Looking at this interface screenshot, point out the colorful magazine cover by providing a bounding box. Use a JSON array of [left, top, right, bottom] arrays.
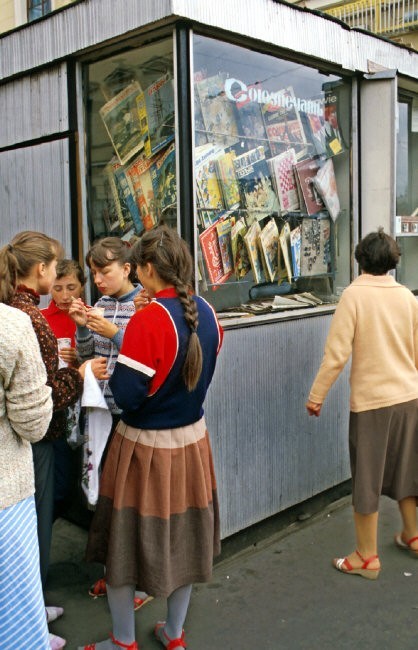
[[262, 86, 307, 158], [216, 216, 234, 276], [269, 148, 299, 213], [234, 86, 270, 154], [290, 225, 302, 279], [99, 82, 145, 165], [258, 219, 279, 282], [196, 73, 240, 148], [195, 143, 225, 228], [244, 220, 264, 284], [144, 72, 175, 157], [199, 220, 231, 289], [231, 217, 251, 279], [323, 82, 347, 157], [104, 158, 133, 231], [313, 159, 340, 222], [294, 157, 325, 216], [233, 146, 279, 220], [112, 163, 144, 234], [126, 154, 157, 231], [216, 151, 240, 210], [300, 217, 331, 276], [150, 142, 176, 217], [279, 222, 293, 284]]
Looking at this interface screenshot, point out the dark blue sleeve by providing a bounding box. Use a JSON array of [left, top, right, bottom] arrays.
[[109, 361, 151, 413]]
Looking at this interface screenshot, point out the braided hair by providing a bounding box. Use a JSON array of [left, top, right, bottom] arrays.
[[131, 226, 203, 391]]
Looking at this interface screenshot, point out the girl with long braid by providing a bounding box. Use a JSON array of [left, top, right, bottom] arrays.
[[80, 226, 223, 650]]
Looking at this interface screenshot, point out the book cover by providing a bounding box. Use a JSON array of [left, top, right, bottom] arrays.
[[112, 163, 144, 235], [199, 221, 231, 288], [195, 143, 225, 228], [150, 142, 176, 218], [144, 73, 175, 157], [262, 86, 307, 158], [302, 110, 327, 158], [279, 222, 293, 283], [233, 146, 279, 219], [313, 159, 340, 222], [216, 216, 234, 276], [258, 219, 279, 282], [269, 148, 299, 213], [290, 225, 302, 279], [300, 217, 331, 276], [216, 151, 240, 210], [323, 83, 347, 157], [196, 73, 240, 148], [231, 217, 251, 279], [294, 157, 325, 216], [244, 220, 264, 284], [104, 158, 131, 230], [234, 87, 270, 153], [99, 82, 145, 165], [126, 155, 157, 230]]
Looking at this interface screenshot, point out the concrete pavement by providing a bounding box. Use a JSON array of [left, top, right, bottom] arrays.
[[45, 496, 418, 649]]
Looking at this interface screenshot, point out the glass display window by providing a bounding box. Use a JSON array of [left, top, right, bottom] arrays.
[[84, 38, 176, 243], [192, 34, 352, 314], [395, 94, 418, 293]]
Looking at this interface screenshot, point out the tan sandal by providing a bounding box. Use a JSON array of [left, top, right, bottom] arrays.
[[333, 549, 380, 580]]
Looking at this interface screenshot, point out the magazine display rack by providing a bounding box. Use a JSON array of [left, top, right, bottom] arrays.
[[194, 70, 347, 308]]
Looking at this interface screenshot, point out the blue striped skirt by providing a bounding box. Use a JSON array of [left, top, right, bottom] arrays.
[[0, 496, 49, 649]]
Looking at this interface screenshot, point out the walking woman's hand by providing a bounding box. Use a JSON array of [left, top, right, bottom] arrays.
[[306, 400, 322, 417]]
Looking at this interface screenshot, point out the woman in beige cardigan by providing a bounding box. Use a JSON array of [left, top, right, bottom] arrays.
[[306, 229, 418, 579]]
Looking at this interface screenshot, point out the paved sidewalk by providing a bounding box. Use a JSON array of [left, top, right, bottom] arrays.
[[46, 496, 418, 649]]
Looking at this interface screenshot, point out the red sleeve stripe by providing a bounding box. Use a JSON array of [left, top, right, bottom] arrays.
[[117, 353, 156, 377]]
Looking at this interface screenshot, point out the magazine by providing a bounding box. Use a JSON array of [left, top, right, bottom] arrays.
[[262, 86, 307, 158], [233, 146, 279, 220], [196, 73, 240, 148], [258, 219, 279, 282], [231, 217, 251, 279], [279, 222, 293, 283], [195, 143, 225, 228], [294, 157, 325, 216], [290, 225, 302, 279], [112, 163, 144, 235], [216, 151, 240, 210], [300, 217, 331, 276], [144, 72, 175, 157], [199, 221, 231, 288], [313, 159, 340, 222], [126, 155, 157, 230], [323, 82, 347, 157], [100, 81, 145, 165], [216, 216, 234, 276], [244, 220, 264, 284], [104, 158, 132, 230], [150, 143, 176, 217], [234, 88, 270, 153], [269, 148, 299, 213]]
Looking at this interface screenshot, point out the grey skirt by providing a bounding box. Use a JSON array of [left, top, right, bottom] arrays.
[[349, 398, 418, 514]]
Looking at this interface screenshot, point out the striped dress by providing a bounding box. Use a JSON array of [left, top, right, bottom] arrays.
[[86, 288, 223, 597], [0, 496, 49, 650]]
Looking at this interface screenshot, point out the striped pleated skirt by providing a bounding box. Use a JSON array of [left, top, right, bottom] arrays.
[[0, 496, 49, 650], [86, 417, 220, 597]]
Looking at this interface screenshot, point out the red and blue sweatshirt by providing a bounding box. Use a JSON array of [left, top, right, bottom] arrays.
[[109, 287, 223, 429]]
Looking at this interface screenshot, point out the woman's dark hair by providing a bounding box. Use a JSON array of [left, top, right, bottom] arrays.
[[355, 227, 400, 275], [131, 225, 202, 392], [56, 259, 86, 286], [0, 231, 63, 305], [86, 237, 136, 283]]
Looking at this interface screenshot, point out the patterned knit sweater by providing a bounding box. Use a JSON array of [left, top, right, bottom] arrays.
[[11, 286, 84, 439], [0, 305, 53, 510], [76, 286, 141, 414]]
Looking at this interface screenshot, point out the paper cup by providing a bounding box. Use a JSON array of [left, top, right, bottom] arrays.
[[88, 306, 105, 317], [57, 337, 72, 350]]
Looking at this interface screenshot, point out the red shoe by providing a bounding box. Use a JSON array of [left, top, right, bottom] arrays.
[[81, 633, 138, 650], [333, 549, 380, 580], [394, 533, 418, 557], [89, 579, 153, 611], [154, 622, 186, 649]]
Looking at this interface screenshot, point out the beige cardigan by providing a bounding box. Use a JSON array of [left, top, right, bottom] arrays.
[[0, 304, 53, 510], [309, 274, 418, 412]]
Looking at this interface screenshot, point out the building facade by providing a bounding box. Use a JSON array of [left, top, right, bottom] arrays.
[[0, 0, 417, 538]]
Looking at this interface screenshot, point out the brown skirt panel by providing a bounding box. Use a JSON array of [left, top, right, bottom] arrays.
[[85, 418, 220, 597], [349, 398, 418, 514]]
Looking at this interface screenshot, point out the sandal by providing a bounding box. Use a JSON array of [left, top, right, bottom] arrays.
[[394, 533, 418, 557], [89, 578, 153, 611], [333, 549, 380, 580], [154, 622, 187, 649], [80, 633, 139, 650]]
